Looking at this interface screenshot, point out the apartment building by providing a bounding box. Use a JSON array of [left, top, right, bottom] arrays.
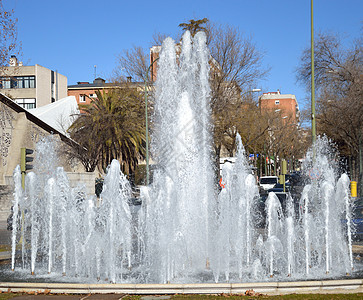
[[67, 77, 113, 106], [0, 56, 67, 109], [258, 90, 300, 124], [68, 77, 145, 107]]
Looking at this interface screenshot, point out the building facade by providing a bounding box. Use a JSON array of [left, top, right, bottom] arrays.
[[67, 77, 112, 106], [68, 77, 144, 107], [0, 93, 96, 223], [0, 56, 67, 109], [258, 90, 300, 124]]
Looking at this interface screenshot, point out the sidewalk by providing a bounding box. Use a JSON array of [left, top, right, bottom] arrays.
[[9, 295, 130, 299]]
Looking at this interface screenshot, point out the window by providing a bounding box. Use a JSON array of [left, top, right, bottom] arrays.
[[0, 76, 35, 89], [15, 98, 36, 109], [0, 77, 11, 89], [275, 100, 280, 105], [79, 95, 86, 102], [260, 177, 278, 185], [15, 76, 35, 88], [89, 93, 96, 98]]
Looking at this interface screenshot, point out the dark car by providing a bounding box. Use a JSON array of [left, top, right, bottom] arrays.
[[269, 183, 291, 193], [352, 203, 363, 241], [256, 191, 289, 228]]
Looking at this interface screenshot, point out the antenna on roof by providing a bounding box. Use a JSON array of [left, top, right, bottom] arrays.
[[94, 65, 97, 79]]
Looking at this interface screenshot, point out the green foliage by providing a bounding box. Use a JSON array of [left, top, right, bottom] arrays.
[[69, 88, 146, 175]]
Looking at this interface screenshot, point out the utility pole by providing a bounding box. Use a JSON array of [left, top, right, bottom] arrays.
[[360, 132, 363, 197], [144, 58, 159, 185], [311, 0, 316, 144]]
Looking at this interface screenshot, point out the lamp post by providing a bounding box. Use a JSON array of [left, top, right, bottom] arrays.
[[241, 88, 261, 99], [144, 57, 159, 186], [311, 0, 316, 144]]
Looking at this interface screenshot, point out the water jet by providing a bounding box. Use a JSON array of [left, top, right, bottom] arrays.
[[3, 31, 359, 285]]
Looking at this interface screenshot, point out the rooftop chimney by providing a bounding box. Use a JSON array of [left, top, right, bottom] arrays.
[[9, 55, 18, 66], [93, 77, 106, 85]]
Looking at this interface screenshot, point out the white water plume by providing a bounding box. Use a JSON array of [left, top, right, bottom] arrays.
[[8, 34, 357, 284]]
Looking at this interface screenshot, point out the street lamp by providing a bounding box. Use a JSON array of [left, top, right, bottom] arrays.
[[241, 88, 261, 99], [144, 57, 159, 186], [311, 0, 316, 144]]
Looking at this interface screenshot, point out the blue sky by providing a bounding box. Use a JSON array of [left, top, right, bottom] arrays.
[[4, 0, 362, 112]]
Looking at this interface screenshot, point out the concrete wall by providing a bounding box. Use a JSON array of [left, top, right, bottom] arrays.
[[35, 64, 52, 107], [0, 172, 96, 226], [57, 72, 67, 100], [0, 185, 12, 225], [67, 172, 96, 195], [0, 109, 33, 185], [0, 93, 93, 227]]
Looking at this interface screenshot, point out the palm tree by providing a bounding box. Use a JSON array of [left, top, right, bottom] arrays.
[[178, 18, 209, 37], [69, 88, 146, 175]]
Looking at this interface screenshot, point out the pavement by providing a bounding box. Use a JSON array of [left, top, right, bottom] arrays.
[[7, 296, 172, 300], [0, 294, 173, 300], [4, 295, 127, 300], [1, 280, 363, 297], [1, 295, 171, 299]]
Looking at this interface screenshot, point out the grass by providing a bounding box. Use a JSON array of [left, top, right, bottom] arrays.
[[0, 294, 19, 300], [120, 294, 363, 300], [170, 294, 363, 299]]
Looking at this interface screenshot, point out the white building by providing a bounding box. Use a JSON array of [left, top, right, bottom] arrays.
[[0, 56, 67, 109]]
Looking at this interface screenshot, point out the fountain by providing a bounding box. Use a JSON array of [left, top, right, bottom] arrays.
[[5, 31, 358, 284]]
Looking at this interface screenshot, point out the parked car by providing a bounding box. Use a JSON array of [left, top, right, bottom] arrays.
[[352, 200, 363, 241], [269, 183, 290, 193], [259, 176, 279, 192], [256, 191, 289, 228]]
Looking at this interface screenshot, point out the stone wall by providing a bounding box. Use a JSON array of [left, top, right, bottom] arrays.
[[0, 185, 13, 226], [67, 172, 96, 195], [0, 171, 96, 226]]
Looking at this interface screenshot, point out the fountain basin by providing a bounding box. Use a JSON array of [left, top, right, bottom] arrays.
[[1, 279, 363, 295]]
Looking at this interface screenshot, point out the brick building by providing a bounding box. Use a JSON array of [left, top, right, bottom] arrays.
[[67, 77, 144, 107], [67, 77, 111, 106], [258, 90, 300, 124]]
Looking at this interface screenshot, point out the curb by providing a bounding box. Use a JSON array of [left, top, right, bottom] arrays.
[[1, 279, 363, 295]]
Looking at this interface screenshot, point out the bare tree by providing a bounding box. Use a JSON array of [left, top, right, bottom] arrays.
[[297, 31, 363, 194], [0, 0, 21, 68], [207, 23, 268, 163], [112, 45, 149, 83]]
